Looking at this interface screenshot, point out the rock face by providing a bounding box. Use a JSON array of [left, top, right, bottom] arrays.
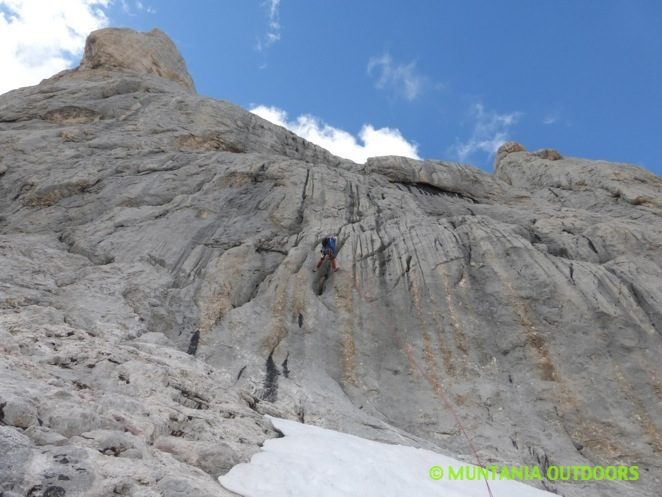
[[494, 140, 526, 167], [76, 28, 195, 92], [1, 28, 661, 497]]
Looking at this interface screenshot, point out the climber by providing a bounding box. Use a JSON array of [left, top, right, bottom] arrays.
[[313, 235, 339, 272]]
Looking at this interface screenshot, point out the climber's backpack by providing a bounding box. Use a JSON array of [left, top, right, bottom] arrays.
[[327, 237, 337, 253]]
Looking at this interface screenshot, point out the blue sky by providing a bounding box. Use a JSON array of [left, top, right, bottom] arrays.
[[2, 1, 661, 173]]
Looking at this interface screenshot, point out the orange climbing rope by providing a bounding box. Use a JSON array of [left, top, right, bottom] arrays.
[[351, 276, 495, 497]]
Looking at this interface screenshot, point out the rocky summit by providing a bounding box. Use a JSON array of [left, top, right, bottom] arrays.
[[1, 28, 660, 497]]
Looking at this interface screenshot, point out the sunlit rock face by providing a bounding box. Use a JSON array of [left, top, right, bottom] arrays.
[[78, 27, 196, 92], [1, 28, 660, 497]]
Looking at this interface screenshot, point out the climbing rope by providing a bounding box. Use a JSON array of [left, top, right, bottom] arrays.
[[350, 275, 495, 497]]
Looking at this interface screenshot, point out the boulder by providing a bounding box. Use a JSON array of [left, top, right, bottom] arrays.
[[77, 28, 196, 92], [494, 140, 526, 169]]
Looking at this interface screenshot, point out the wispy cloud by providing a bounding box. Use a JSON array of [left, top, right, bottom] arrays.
[[0, 0, 111, 95], [121, 0, 156, 15], [367, 52, 428, 101], [135, 1, 156, 14], [256, 0, 281, 53], [451, 102, 522, 163], [543, 111, 559, 125], [250, 105, 420, 164]]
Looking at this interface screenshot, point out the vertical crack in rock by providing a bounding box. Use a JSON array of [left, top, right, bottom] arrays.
[[405, 254, 412, 274], [346, 180, 355, 223], [187, 329, 200, 355], [345, 180, 361, 223], [236, 365, 247, 382], [464, 242, 472, 265], [529, 446, 557, 493], [281, 353, 290, 378], [262, 350, 280, 402], [354, 182, 361, 220], [295, 168, 310, 226], [583, 235, 599, 255]]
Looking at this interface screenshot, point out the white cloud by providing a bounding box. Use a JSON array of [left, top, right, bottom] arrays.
[[451, 102, 522, 163], [256, 0, 281, 52], [0, 0, 111, 95], [121, 0, 156, 15], [367, 52, 427, 101], [135, 1, 155, 14], [543, 112, 559, 125], [250, 105, 420, 164]]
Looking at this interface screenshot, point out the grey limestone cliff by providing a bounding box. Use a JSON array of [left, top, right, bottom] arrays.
[[0, 28, 660, 497]]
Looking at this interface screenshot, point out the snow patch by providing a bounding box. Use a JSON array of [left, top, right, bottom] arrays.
[[220, 416, 559, 497]]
